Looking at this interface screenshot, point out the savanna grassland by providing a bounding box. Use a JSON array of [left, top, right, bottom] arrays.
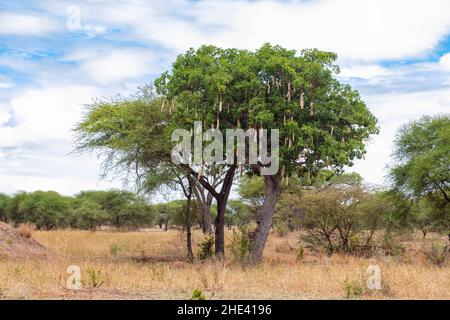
[[0, 228, 448, 300]]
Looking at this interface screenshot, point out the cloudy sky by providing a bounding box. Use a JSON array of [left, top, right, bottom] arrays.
[[0, 0, 450, 195]]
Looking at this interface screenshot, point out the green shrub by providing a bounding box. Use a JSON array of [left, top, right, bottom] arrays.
[[344, 275, 364, 299], [197, 236, 214, 260], [382, 232, 403, 256], [83, 268, 104, 288], [274, 223, 288, 237], [229, 226, 253, 264], [191, 289, 206, 300], [110, 243, 120, 257]]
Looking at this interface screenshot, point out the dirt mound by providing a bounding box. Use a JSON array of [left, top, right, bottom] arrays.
[[0, 222, 53, 260]]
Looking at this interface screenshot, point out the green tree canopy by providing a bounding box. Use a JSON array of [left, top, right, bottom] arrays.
[[74, 190, 154, 228], [155, 44, 378, 262], [10, 191, 72, 230], [389, 114, 450, 239], [390, 114, 450, 204], [0, 193, 10, 222]]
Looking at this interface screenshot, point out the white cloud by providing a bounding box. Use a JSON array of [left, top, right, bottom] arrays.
[[64, 48, 158, 85], [0, 13, 58, 35], [339, 65, 393, 80], [0, 86, 97, 148], [0, 85, 128, 195], [0, 82, 14, 89], [0, 108, 11, 125], [352, 88, 450, 185], [40, 0, 450, 62], [1, 0, 450, 194], [0, 173, 123, 196], [440, 52, 450, 70]]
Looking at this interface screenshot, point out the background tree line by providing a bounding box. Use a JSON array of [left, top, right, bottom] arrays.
[[0, 189, 254, 232], [0, 190, 153, 231]]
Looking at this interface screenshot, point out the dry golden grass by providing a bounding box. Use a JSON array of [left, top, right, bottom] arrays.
[[0, 228, 448, 300], [17, 223, 35, 239]]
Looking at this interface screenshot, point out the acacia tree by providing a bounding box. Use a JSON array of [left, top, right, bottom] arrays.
[[155, 44, 378, 263], [74, 86, 220, 260], [389, 115, 450, 241]]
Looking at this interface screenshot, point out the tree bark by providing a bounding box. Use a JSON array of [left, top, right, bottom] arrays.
[[202, 195, 213, 234], [191, 170, 225, 235], [183, 179, 194, 262], [249, 174, 282, 264], [182, 163, 236, 258], [214, 165, 236, 258], [215, 197, 226, 258]]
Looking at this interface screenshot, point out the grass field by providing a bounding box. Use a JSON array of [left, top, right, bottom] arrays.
[[0, 228, 448, 299]]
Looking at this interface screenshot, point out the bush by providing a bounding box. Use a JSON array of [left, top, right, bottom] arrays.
[[110, 243, 120, 257], [425, 243, 448, 267], [344, 275, 364, 299], [197, 236, 214, 260], [191, 289, 206, 300], [300, 186, 365, 254], [382, 232, 403, 256], [274, 223, 288, 237], [229, 226, 253, 264], [83, 268, 104, 288]]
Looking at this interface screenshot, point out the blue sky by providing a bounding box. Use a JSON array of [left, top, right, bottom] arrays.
[[0, 0, 450, 195]]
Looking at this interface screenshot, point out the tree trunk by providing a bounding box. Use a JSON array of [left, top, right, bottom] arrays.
[[202, 195, 213, 234], [249, 174, 282, 264], [185, 164, 236, 259], [214, 166, 236, 259], [421, 230, 427, 239], [215, 197, 226, 258], [185, 181, 194, 262]]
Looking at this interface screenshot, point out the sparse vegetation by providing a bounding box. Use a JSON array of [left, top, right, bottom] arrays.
[[109, 243, 120, 257], [197, 236, 214, 260], [17, 223, 34, 239], [344, 275, 364, 299], [0, 229, 448, 299], [0, 35, 447, 301], [424, 243, 448, 267], [83, 268, 104, 288], [191, 289, 206, 300], [229, 226, 253, 265]]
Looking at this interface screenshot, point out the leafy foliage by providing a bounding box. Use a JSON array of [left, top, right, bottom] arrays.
[[73, 201, 108, 231], [7, 191, 72, 230], [300, 186, 367, 254], [389, 115, 450, 238], [229, 226, 253, 264], [197, 235, 214, 260], [0, 193, 10, 222], [2, 189, 154, 231], [74, 190, 154, 229], [155, 44, 379, 179]]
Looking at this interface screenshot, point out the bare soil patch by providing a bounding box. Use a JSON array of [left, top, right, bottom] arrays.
[[0, 222, 52, 260]]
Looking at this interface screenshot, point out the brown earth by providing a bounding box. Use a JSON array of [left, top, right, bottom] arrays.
[[0, 222, 52, 260]]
